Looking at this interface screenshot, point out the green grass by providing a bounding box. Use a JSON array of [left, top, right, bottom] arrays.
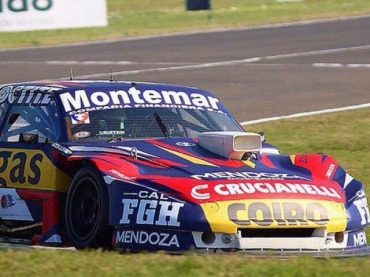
[[0, 249, 370, 277], [1, 108, 369, 276], [1, 0, 370, 48], [246, 108, 370, 189]]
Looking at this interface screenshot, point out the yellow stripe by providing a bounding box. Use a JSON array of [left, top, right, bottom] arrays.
[[158, 146, 217, 167], [242, 160, 256, 168], [290, 155, 296, 164]]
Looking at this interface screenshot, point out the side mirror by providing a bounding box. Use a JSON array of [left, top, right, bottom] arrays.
[[19, 133, 39, 144], [259, 132, 266, 142]]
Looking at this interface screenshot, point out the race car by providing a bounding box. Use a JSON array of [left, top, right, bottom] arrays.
[[0, 80, 368, 254]]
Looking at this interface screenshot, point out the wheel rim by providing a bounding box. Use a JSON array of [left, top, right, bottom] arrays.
[[70, 178, 100, 241]]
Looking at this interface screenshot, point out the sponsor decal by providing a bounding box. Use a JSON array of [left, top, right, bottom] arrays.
[[51, 143, 72, 154], [353, 192, 370, 225], [199, 199, 346, 233], [228, 201, 329, 227], [353, 231, 367, 247], [176, 142, 196, 147], [0, 189, 33, 221], [326, 163, 336, 178], [99, 130, 126, 136], [71, 112, 90, 124], [190, 171, 310, 180], [0, 86, 14, 104], [0, 0, 53, 13], [119, 191, 184, 227], [0, 149, 71, 191], [4, 85, 61, 106], [59, 88, 221, 114], [73, 131, 90, 139], [299, 155, 308, 163], [115, 230, 179, 248], [191, 182, 341, 200], [0, 150, 42, 187], [109, 169, 136, 181], [0, 194, 16, 209]]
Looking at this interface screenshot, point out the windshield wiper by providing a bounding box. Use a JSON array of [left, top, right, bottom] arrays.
[[154, 112, 170, 138]]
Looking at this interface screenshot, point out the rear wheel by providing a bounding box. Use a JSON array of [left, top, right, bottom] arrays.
[[65, 167, 111, 249]]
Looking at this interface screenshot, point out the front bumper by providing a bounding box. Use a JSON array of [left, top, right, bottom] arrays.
[[112, 226, 369, 255]]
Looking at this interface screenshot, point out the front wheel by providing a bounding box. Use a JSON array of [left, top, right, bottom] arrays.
[[65, 167, 111, 249]]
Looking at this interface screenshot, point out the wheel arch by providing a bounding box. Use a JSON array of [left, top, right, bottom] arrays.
[[64, 160, 113, 249]]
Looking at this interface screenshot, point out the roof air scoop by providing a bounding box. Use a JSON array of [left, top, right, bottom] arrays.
[[198, 132, 262, 160]]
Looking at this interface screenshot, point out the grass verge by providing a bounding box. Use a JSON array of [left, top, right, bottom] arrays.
[[0, 249, 370, 277], [0, 108, 369, 276], [1, 0, 370, 48]]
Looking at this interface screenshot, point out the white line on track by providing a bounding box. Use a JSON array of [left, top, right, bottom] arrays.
[[313, 63, 370, 68], [0, 61, 196, 66], [72, 44, 370, 79], [240, 103, 370, 126], [264, 44, 370, 60], [74, 58, 262, 79]]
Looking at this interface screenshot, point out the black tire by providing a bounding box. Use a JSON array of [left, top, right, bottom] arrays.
[[65, 166, 111, 249]]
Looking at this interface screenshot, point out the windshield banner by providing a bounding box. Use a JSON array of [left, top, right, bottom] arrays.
[[59, 86, 230, 115]]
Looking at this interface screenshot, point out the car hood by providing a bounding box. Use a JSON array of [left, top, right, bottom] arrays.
[[65, 137, 346, 204]]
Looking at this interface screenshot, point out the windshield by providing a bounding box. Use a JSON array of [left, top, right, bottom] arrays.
[[66, 107, 243, 141]]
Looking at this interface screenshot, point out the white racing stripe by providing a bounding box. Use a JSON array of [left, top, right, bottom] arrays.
[[240, 103, 370, 126]]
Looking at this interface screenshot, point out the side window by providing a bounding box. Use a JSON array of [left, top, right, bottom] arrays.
[[0, 99, 61, 143], [0, 86, 13, 128]]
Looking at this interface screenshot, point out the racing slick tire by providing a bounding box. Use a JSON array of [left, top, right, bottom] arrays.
[[65, 166, 111, 249]]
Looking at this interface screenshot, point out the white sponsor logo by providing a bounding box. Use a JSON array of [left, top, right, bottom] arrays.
[[191, 182, 342, 200], [73, 131, 90, 139], [0, 85, 61, 106], [51, 143, 72, 154], [190, 171, 310, 180], [59, 88, 220, 113], [176, 142, 196, 147], [119, 191, 184, 226], [109, 169, 135, 181], [0, 86, 13, 104], [99, 130, 126, 136], [354, 195, 370, 225], [115, 230, 179, 248], [353, 231, 367, 247], [326, 163, 336, 178]]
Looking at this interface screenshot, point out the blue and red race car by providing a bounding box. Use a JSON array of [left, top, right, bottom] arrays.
[[0, 80, 368, 253]]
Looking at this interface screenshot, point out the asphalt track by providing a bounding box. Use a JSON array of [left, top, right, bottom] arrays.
[[1, 15, 370, 122]]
